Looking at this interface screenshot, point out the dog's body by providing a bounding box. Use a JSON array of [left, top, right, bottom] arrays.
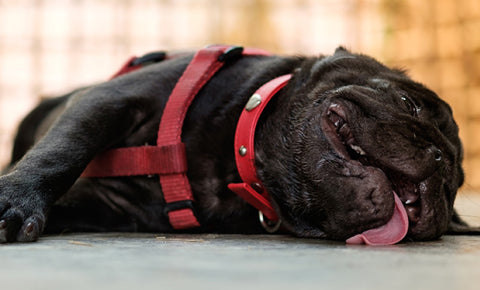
[[0, 47, 469, 243]]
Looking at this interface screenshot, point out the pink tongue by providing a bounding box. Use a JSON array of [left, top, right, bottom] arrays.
[[346, 191, 408, 245]]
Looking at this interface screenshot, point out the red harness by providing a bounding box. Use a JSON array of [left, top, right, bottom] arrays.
[[82, 45, 291, 231]]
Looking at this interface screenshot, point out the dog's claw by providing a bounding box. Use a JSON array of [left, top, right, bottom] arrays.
[[17, 225, 38, 242], [16, 216, 44, 243], [25, 222, 34, 234]]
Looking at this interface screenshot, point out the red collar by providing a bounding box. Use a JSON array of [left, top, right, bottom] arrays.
[[228, 74, 292, 225]]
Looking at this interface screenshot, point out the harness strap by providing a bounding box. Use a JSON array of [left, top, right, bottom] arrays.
[[82, 45, 271, 230], [81, 144, 187, 177], [158, 45, 242, 229]]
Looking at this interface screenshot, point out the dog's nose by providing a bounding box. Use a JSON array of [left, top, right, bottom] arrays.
[[428, 146, 443, 162]]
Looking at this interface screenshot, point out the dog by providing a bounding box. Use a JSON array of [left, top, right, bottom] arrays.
[[0, 46, 474, 243]]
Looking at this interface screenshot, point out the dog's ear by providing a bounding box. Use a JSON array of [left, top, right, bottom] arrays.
[[447, 209, 480, 235]]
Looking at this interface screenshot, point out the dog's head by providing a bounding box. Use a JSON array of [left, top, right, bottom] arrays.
[[257, 47, 464, 242]]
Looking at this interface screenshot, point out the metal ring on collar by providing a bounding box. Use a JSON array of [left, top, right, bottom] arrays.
[[258, 211, 282, 233]]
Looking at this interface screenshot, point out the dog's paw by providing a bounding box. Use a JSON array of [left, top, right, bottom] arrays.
[[0, 176, 47, 243], [0, 208, 45, 243]]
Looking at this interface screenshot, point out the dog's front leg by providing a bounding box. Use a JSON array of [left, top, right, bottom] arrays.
[[0, 82, 160, 242]]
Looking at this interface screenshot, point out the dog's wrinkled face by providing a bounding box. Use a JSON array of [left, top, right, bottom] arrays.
[[258, 48, 463, 241]]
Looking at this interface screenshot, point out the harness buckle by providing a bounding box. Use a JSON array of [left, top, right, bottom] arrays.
[[217, 46, 244, 62], [163, 200, 198, 218], [131, 51, 167, 67]]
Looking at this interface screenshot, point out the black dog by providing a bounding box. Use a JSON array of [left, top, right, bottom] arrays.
[[0, 46, 472, 243]]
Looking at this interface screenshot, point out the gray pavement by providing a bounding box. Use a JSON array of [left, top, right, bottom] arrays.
[[1, 232, 480, 290], [1, 193, 479, 290]]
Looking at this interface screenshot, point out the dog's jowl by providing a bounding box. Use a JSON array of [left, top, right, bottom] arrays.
[[0, 45, 470, 244]]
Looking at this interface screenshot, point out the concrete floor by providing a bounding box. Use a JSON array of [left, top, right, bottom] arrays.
[[1, 233, 480, 290], [1, 193, 480, 290]]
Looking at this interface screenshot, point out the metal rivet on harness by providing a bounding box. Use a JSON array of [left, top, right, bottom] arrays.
[[239, 146, 247, 156], [245, 94, 262, 111]]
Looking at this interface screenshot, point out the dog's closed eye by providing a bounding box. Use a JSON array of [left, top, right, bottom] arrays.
[[400, 93, 419, 117]]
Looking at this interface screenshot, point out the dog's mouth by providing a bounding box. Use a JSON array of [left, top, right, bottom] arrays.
[[322, 103, 426, 244]]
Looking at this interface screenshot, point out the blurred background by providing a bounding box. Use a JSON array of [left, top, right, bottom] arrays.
[[0, 0, 479, 220]]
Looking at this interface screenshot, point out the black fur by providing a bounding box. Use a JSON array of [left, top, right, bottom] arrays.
[[0, 48, 469, 242]]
